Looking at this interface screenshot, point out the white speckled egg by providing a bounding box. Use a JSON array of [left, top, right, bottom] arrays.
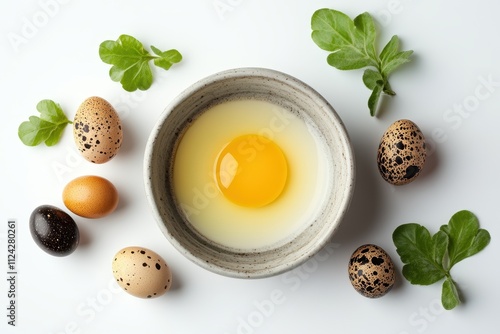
[[377, 119, 426, 185], [73, 96, 122, 164], [112, 246, 172, 299], [348, 244, 395, 298]]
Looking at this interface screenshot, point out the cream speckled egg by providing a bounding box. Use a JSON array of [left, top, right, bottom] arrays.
[[73, 96, 122, 164], [377, 119, 426, 185], [348, 244, 395, 298], [112, 247, 172, 299]]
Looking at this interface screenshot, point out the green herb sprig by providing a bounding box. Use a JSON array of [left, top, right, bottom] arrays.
[[392, 210, 491, 310], [99, 34, 182, 92], [18, 100, 72, 146], [311, 9, 413, 116]]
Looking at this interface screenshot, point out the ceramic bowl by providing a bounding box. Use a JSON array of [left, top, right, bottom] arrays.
[[144, 68, 355, 278]]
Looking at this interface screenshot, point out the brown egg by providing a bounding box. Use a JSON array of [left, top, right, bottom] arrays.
[[73, 96, 122, 164], [112, 246, 172, 299], [377, 119, 426, 185], [62, 175, 119, 218], [348, 244, 395, 298]]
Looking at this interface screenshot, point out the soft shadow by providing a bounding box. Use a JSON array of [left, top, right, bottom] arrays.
[[114, 187, 130, 215], [166, 263, 183, 294], [389, 259, 405, 294], [419, 131, 440, 181], [115, 113, 138, 160], [333, 138, 385, 244], [455, 280, 467, 304], [374, 93, 392, 120], [77, 223, 92, 248]]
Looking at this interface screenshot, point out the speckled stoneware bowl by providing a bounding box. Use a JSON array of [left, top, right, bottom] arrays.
[[144, 68, 355, 279]]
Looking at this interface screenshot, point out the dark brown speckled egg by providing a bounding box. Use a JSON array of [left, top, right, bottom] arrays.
[[30, 205, 79, 256], [377, 119, 426, 185], [348, 244, 395, 298]]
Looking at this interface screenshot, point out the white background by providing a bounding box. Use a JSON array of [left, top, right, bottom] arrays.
[[1, 0, 498, 333]]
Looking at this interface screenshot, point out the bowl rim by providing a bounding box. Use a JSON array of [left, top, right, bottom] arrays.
[[143, 67, 356, 278]]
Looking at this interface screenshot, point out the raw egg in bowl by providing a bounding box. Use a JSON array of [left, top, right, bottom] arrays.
[[144, 68, 355, 278]]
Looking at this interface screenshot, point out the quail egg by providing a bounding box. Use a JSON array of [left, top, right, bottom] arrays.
[[112, 246, 172, 299], [348, 244, 395, 298], [73, 96, 122, 164], [377, 119, 426, 185]]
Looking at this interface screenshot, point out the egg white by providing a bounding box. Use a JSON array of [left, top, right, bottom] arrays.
[[173, 99, 329, 250]]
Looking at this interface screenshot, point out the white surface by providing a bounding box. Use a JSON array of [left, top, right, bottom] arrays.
[[0, 0, 498, 333]]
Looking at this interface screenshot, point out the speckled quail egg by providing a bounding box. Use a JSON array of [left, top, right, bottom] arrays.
[[377, 119, 426, 185], [73, 96, 122, 164], [112, 246, 172, 299], [348, 244, 395, 298]]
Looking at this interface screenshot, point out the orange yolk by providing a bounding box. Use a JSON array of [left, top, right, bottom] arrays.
[[215, 134, 288, 207]]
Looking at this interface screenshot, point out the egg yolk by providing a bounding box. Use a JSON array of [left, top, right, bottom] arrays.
[[215, 134, 288, 208]]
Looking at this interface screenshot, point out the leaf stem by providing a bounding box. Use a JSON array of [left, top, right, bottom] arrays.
[[375, 61, 396, 96]]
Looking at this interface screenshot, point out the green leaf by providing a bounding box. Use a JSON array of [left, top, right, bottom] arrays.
[[311, 9, 377, 70], [311, 9, 358, 51], [45, 123, 68, 146], [109, 66, 127, 82], [383, 51, 413, 77], [440, 210, 491, 268], [151, 47, 182, 71], [442, 277, 460, 310], [36, 100, 66, 123], [99, 35, 153, 91], [466, 229, 491, 258], [327, 47, 374, 70], [431, 232, 450, 267], [380, 35, 413, 76], [392, 223, 448, 285], [353, 12, 377, 60], [311, 9, 413, 117], [121, 60, 153, 92], [368, 81, 383, 117], [99, 34, 182, 92], [99, 36, 148, 67], [363, 69, 383, 90], [379, 35, 400, 66], [18, 100, 72, 146], [19, 116, 52, 146], [393, 210, 491, 311]]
